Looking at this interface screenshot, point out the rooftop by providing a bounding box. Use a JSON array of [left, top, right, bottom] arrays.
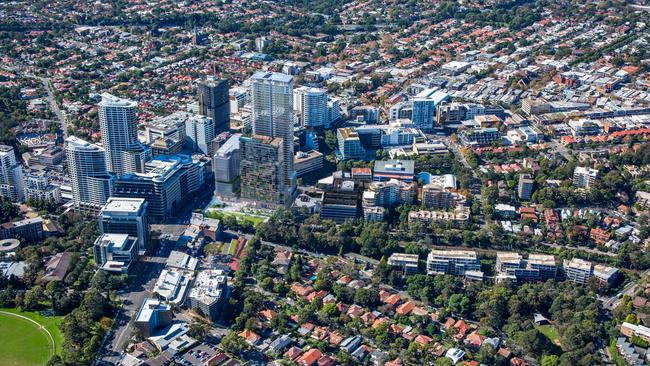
[[99, 92, 138, 108], [101, 197, 146, 214]]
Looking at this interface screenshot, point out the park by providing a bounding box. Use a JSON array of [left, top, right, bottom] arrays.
[[0, 309, 63, 366]]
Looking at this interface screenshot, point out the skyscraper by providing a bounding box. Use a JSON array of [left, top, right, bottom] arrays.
[[65, 136, 114, 213], [239, 135, 288, 206], [294, 86, 327, 128], [0, 145, 24, 202], [249, 71, 295, 200], [98, 93, 139, 177], [411, 89, 450, 131], [185, 113, 216, 155], [198, 76, 230, 133]]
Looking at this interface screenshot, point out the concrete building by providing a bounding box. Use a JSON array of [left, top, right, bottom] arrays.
[[99, 197, 149, 253], [426, 249, 480, 276], [0, 217, 44, 242], [620, 322, 650, 343], [373, 160, 414, 183], [517, 174, 534, 200], [198, 76, 230, 133], [240, 135, 291, 206], [135, 298, 173, 338], [363, 206, 385, 222], [188, 270, 228, 321], [387, 253, 419, 275], [573, 167, 599, 189], [93, 233, 138, 273], [563, 258, 619, 284], [98, 93, 140, 177], [65, 136, 114, 214], [0, 145, 24, 202], [362, 179, 416, 208], [23, 169, 61, 203], [320, 179, 360, 223], [213, 133, 241, 199], [411, 89, 449, 131], [421, 184, 452, 209], [337, 128, 366, 160], [144, 112, 188, 144], [185, 113, 216, 155], [112, 155, 205, 221], [459, 127, 501, 146], [495, 252, 557, 282], [294, 86, 328, 128], [153, 268, 193, 306], [249, 71, 295, 198], [294, 150, 324, 177]]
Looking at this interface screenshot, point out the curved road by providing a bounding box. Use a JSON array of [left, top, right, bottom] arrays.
[[0, 310, 56, 357]]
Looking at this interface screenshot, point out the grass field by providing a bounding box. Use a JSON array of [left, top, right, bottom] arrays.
[[228, 239, 238, 255], [0, 308, 64, 366], [537, 324, 561, 346]]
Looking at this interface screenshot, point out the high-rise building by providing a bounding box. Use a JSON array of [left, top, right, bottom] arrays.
[[411, 89, 449, 131], [185, 113, 216, 155], [65, 136, 114, 213], [517, 173, 534, 200], [213, 133, 241, 199], [0, 145, 24, 202], [198, 76, 230, 133], [294, 86, 327, 128], [239, 135, 289, 205], [246, 71, 296, 203], [99, 197, 149, 253], [98, 93, 140, 177]]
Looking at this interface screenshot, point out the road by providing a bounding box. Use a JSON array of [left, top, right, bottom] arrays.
[[98, 243, 173, 365], [548, 138, 573, 160], [1, 63, 68, 136], [40, 77, 68, 137], [602, 269, 650, 310]]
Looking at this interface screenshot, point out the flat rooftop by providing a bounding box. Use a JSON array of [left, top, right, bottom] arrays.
[[101, 197, 146, 214]]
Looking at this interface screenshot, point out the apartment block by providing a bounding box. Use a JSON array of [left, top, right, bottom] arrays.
[[387, 253, 419, 275], [426, 249, 480, 276]]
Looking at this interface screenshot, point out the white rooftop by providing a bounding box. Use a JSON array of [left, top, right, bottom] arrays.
[[101, 197, 145, 214]]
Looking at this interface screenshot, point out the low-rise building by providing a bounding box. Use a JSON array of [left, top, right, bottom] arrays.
[[427, 249, 480, 276], [294, 150, 324, 177], [387, 253, 419, 275], [495, 253, 557, 282], [563, 258, 619, 284], [188, 270, 228, 321], [93, 233, 138, 273], [373, 160, 414, 183], [135, 298, 173, 338]]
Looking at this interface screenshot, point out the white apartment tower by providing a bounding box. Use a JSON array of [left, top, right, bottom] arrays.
[[98, 93, 140, 177], [185, 114, 216, 155], [65, 136, 114, 213], [249, 71, 296, 199], [0, 145, 24, 202], [294, 86, 328, 128]]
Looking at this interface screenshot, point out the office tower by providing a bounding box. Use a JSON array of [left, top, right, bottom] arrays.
[[198, 76, 230, 133], [426, 249, 480, 276], [573, 166, 599, 189], [98, 93, 139, 176], [65, 136, 114, 213], [327, 99, 342, 126], [294, 86, 327, 128], [185, 113, 216, 155], [23, 169, 61, 203], [99, 197, 149, 253], [93, 233, 138, 273], [213, 133, 241, 199], [247, 71, 296, 202], [517, 173, 534, 200], [0, 145, 24, 202], [239, 135, 288, 205]]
